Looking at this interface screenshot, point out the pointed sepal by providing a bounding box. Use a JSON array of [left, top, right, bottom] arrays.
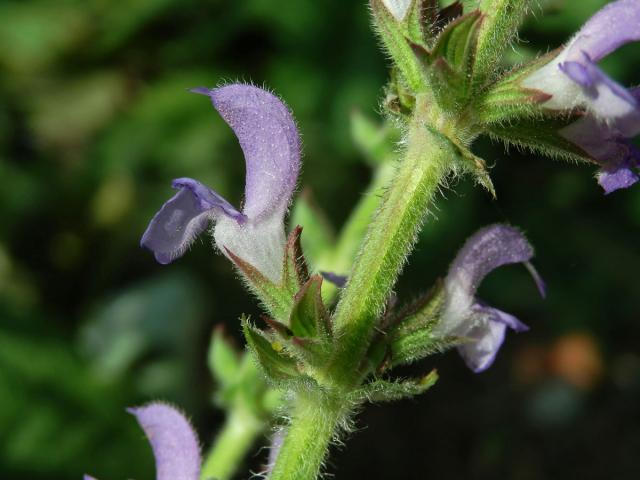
[[476, 50, 559, 126], [352, 370, 439, 403], [487, 111, 593, 164], [282, 226, 311, 296], [288, 275, 331, 339], [370, 0, 429, 93], [225, 248, 294, 321], [384, 282, 464, 367], [473, 0, 533, 88], [429, 11, 483, 110], [242, 317, 299, 382]]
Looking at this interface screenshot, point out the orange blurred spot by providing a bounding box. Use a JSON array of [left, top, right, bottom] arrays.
[[549, 332, 603, 390]]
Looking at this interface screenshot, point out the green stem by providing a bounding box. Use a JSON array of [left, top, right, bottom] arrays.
[[200, 406, 264, 480], [268, 389, 343, 480], [268, 95, 457, 480], [329, 94, 454, 386]]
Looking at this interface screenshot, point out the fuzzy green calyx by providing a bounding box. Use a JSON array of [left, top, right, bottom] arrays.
[[226, 226, 311, 322]]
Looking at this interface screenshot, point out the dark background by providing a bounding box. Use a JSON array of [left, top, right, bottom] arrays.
[[1, 0, 639, 478]]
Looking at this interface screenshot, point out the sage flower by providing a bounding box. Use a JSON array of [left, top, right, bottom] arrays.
[[560, 95, 640, 193], [141, 84, 301, 282], [522, 0, 640, 193], [436, 224, 545, 373], [85, 403, 201, 480]]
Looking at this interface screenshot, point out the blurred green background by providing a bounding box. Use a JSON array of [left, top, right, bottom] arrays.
[[1, 0, 639, 478]]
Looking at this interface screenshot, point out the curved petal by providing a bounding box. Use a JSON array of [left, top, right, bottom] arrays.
[[141, 178, 244, 264], [457, 305, 528, 373], [444, 224, 534, 313], [558, 54, 639, 122], [560, 114, 640, 193], [457, 315, 508, 373], [192, 84, 301, 220], [214, 209, 287, 282], [438, 224, 539, 350], [565, 0, 640, 63], [598, 164, 640, 193], [128, 403, 201, 480], [522, 0, 640, 122]]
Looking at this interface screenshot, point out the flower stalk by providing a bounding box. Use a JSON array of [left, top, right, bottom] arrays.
[[268, 388, 345, 480], [328, 93, 453, 387], [199, 406, 264, 480]]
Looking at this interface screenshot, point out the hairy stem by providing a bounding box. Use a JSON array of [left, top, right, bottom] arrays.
[[200, 406, 264, 480], [329, 94, 453, 386], [268, 389, 343, 480]]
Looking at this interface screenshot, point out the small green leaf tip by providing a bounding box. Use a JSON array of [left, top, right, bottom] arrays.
[[208, 326, 241, 389], [353, 369, 439, 403], [289, 275, 331, 339], [242, 317, 299, 382]]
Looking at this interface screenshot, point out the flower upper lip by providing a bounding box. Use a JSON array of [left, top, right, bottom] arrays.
[[140, 84, 301, 278], [439, 224, 544, 372]]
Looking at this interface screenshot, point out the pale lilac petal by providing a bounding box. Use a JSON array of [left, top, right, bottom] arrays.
[[558, 54, 639, 122], [597, 145, 640, 193], [83, 476, 97, 480], [458, 305, 528, 373], [439, 224, 542, 372], [479, 305, 529, 333], [598, 166, 639, 193], [446, 224, 534, 303], [141, 178, 244, 264], [192, 84, 300, 220], [565, 0, 640, 63], [128, 403, 201, 480], [381, 0, 412, 21], [457, 315, 508, 373], [524, 262, 546, 298], [522, 1, 640, 122], [561, 114, 640, 193]]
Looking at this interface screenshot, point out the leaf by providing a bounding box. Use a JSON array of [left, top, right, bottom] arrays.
[[391, 329, 463, 366], [242, 318, 299, 382], [350, 110, 402, 167], [428, 11, 482, 108], [431, 10, 482, 73], [289, 276, 331, 339], [353, 370, 439, 403], [473, 0, 533, 88], [487, 113, 594, 164], [370, 0, 428, 92], [207, 326, 240, 388]]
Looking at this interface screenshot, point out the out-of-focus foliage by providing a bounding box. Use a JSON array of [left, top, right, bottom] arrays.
[[0, 0, 639, 479]]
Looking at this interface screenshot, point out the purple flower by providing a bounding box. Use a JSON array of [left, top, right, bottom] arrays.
[[560, 97, 640, 194], [85, 403, 201, 480], [436, 224, 545, 373], [523, 0, 640, 125], [522, 0, 640, 193], [141, 84, 301, 282]]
